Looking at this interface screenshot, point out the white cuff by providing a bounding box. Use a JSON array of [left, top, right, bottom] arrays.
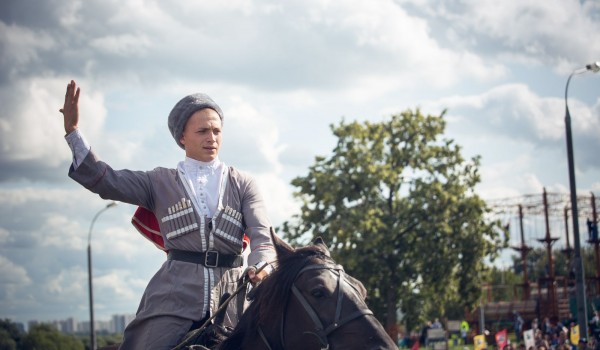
[[64, 129, 91, 169]]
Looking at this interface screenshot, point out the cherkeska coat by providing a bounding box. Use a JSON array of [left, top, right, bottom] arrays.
[[69, 150, 276, 350]]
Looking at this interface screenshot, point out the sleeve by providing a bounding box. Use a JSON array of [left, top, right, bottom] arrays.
[[238, 173, 277, 267], [68, 149, 155, 209], [64, 129, 91, 169]]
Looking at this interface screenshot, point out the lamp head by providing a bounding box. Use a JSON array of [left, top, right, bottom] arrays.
[[587, 62, 600, 73]]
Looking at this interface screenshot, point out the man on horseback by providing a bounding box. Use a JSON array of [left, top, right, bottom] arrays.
[[60, 81, 276, 349]]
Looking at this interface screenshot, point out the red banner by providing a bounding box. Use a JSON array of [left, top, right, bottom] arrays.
[[495, 329, 508, 350]]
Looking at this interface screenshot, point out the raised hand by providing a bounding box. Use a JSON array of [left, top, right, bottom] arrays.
[[59, 80, 80, 134]]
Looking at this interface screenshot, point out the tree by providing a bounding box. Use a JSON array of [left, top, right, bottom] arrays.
[[512, 246, 597, 285], [485, 266, 522, 301], [20, 324, 84, 350], [0, 329, 17, 350], [0, 319, 22, 350], [280, 109, 507, 334], [96, 333, 123, 349]]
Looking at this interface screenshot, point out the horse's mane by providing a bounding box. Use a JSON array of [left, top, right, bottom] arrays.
[[219, 242, 333, 349]]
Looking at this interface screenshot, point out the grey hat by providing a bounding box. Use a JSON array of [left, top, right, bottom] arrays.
[[168, 93, 224, 149]]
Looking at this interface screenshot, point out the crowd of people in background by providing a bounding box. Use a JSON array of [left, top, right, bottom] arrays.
[[504, 311, 600, 350], [510, 311, 600, 350], [400, 311, 600, 350]]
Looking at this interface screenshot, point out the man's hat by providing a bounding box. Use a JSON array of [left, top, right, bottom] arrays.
[[168, 93, 224, 149]]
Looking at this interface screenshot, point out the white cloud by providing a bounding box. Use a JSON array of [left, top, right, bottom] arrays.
[[0, 255, 31, 286], [473, 140, 560, 200], [95, 270, 147, 301], [0, 228, 9, 244], [90, 34, 153, 56], [0, 77, 107, 168], [427, 83, 600, 170], [253, 173, 298, 227], [46, 266, 86, 296], [223, 95, 284, 173], [39, 213, 95, 251], [400, 0, 600, 72], [0, 22, 55, 69]]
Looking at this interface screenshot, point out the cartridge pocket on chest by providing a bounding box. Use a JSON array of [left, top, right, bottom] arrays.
[[162, 198, 198, 240], [213, 206, 244, 247]]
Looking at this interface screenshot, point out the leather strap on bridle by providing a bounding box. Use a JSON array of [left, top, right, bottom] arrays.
[[258, 326, 274, 350], [277, 263, 374, 350]]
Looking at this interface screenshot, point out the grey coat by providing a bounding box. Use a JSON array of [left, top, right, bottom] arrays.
[[69, 150, 276, 349]]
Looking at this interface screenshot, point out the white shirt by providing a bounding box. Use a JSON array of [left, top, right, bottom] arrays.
[[180, 156, 224, 218]]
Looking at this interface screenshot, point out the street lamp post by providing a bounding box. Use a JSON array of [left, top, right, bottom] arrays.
[[87, 201, 117, 350], [564, 61, 599, 340]]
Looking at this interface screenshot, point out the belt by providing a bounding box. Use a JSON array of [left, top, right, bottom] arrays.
[[167, 249, 244, 268]]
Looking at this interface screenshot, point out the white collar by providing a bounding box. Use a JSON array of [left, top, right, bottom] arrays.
[[184, 156, 221, 171]]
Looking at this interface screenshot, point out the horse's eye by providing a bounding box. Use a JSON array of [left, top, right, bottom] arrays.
[[310, 288, 325, 298]]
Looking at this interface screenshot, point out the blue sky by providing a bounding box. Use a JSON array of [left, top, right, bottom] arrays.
[[0, 0, 599, 324]]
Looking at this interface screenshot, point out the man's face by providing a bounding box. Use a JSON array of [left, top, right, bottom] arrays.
[[180, 108, 222, 162]]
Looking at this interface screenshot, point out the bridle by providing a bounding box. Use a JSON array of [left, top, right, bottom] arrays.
[[258, 263, 374, 350]]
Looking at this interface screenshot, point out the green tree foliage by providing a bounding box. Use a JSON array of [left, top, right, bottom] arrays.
[[512, 246, 597, 284], [0, 319, 123, 350], [280, 109, 507, 331], [96, 333, 123, 348], [0, 329, 17, 350], [20, 324, 84, 350], [484, 266, 523, 301], [78, 333, 122, 349], [0, 320, 22, 349]]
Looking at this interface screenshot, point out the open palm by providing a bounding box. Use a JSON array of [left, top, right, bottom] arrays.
[[60, 80, 80, 134]]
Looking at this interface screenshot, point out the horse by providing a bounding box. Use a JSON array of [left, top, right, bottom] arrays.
[[100, 233, 396, 350], [212, 233, 397, 349]]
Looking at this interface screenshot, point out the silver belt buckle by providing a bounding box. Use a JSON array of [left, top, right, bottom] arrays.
[[204, 250, 219, 267]]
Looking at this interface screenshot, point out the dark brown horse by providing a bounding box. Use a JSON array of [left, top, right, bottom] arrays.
[[101, 234, 396, 350], [215, 234, 396, 350]]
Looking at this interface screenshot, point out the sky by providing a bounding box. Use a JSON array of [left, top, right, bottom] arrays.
[[0, 0, 599, 325]]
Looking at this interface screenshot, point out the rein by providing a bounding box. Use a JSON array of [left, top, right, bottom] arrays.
[[259, 263, 374, 350]]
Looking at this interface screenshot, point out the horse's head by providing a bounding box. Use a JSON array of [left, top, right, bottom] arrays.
[[220, 232, 396, 350], [274, 234, 396, 349]]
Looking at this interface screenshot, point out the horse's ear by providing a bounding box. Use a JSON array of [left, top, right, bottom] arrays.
[[313, 236, 326, 246], [271, 227, 294, 258], [313, 236, 331, 257]]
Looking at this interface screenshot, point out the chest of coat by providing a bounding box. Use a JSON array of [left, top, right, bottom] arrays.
[[152, 170, 245, 253]]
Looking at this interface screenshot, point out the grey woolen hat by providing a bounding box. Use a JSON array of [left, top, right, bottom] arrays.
[[168, 93, 224, 149]]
